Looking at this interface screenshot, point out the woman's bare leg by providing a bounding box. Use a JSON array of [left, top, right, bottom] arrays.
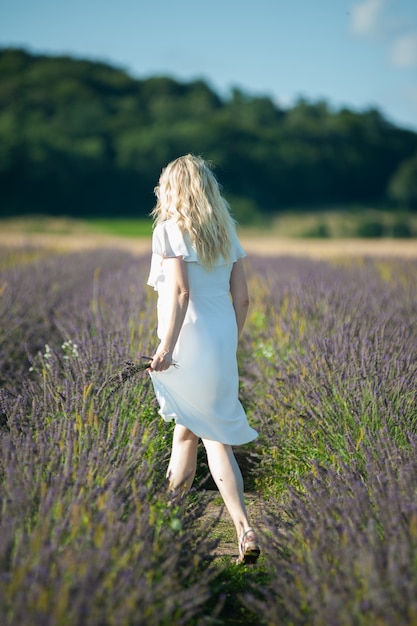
[[202, 438, 258, 547], [166, 424, 199, 493]]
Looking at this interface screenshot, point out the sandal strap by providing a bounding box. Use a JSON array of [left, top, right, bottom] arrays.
[[241, 527, 256, 542], [237, 527, 261, 564], [240, 528, 259, 553]]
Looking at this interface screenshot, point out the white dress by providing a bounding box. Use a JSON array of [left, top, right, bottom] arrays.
[[147, 218, 258, 445]]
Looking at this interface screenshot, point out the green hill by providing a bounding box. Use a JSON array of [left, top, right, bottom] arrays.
[[1, 47, 417, 220]]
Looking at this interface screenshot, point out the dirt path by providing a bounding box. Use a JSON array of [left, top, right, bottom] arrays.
[[201, 491, 267, 560]]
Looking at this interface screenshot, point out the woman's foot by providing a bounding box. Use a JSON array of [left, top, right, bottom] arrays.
[[236, 527, 260, 565]]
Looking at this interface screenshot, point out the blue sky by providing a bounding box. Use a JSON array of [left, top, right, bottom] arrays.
[[1, 0, 417, 131]]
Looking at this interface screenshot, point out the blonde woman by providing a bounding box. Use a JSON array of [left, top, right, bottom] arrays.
[[147, 154, 260, 564]]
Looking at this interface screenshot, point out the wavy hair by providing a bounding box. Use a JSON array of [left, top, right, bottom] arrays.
[[151, 154, 236, 269]]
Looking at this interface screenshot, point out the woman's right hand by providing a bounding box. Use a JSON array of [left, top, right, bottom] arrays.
[[150, 346, 173, 371]]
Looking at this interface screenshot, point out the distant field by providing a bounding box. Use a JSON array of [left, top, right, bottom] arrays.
[[2, 208, 417, 237], [0, 215, 416, 258]]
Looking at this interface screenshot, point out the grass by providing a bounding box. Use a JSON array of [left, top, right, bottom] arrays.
[[204, 560, 271, 626], [85, 218, 153, 237], [0, 216, 153, 237]]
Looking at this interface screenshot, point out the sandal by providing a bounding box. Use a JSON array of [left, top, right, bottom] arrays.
[[236, 527, 261, 565]]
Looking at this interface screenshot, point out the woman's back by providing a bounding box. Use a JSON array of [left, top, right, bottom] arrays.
[[148, 219, 257, 445]]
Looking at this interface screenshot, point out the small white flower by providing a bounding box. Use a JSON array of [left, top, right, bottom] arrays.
[[62, 340, 79, 360]]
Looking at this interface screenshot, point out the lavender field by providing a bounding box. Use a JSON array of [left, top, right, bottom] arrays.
[[1, 245, 417, 625]]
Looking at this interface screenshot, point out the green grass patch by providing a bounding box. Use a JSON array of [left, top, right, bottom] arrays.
[[85, 218, 153, 237], [0, 216, 153, 238]]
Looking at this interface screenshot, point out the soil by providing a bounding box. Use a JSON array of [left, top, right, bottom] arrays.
[[201, 490, 268, 560]]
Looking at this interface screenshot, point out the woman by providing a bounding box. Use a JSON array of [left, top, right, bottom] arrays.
[[147, 154, 260, 564]]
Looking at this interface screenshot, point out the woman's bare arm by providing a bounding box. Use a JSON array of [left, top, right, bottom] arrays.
[[150, 256, 190, 371], [230, 258, 249, 337]]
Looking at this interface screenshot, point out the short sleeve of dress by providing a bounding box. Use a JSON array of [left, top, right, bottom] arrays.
[[147, 220, 198, 289], [152, 220, 197, 260]]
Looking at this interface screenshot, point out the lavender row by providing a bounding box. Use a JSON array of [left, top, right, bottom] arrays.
[[241, 254, 417, 624], [0, 248, 219, 626], [242, 255, 417, 471], [0, 248, 150, 389]]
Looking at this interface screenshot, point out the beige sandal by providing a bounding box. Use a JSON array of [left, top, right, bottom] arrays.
[[236, 527, 261, 565]]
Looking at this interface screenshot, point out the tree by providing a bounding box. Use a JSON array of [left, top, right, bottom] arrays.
[[1, 47, 417, 218], [388, 154, 417, 210]]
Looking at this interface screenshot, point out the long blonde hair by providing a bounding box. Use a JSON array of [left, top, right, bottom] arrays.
[[151, 154, 236, 269]]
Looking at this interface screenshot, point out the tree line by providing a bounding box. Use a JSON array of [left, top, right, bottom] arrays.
[[1, 47, 417, 222]]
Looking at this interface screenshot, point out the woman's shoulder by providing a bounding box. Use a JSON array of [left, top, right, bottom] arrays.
[[152, 219, 197, 260], [153, 217, 176, 236]]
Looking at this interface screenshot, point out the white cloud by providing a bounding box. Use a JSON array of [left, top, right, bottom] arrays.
[[350, 0, 386, 37], [390, 33, 417, 68], [272, 93, 293, 110]]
